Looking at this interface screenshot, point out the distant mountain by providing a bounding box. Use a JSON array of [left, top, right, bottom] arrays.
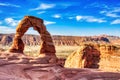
[[0, 34, 120, 46]]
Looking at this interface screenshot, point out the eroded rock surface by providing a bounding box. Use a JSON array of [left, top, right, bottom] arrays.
[[65, 44, 120, 72], [0, 52, 120, 80], [9, 16, 56, 57]]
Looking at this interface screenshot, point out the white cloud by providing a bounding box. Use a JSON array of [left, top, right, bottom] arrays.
[[111, 19, 120, 24], [0, 2, 20, 7], [44, 20, 56, 25], [106, 12, 120, 17], [100, 7, 120, 18], [5, 18, 20, 26], [37, 11, 46, 14], [52, 14, 61, 18], [76, 15, 106, 23], [76, 16, 82, 21], [101, 11, 120, 17], [0, 26, 15, 33], [30, 3, 55, 11], [100, 10, 107, 14]]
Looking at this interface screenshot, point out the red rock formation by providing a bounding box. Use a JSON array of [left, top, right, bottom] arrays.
[[64, 44, 100, 68], [8, 16, 56, 57], [65, 44, 120, 71]]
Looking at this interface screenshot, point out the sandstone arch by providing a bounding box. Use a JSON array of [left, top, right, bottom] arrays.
[[9, 16, 56, 57]]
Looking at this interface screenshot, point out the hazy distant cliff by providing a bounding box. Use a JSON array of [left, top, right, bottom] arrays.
[[0, 34, 119, 46]]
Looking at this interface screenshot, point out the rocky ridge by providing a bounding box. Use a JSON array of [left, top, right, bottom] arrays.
[[1, 34, 119, 46]]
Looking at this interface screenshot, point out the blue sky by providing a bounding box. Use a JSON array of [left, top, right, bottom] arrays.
[[0, 0, 120, 36]]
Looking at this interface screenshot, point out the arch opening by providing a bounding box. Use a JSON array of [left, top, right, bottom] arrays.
[[23, 27, 40, 56]]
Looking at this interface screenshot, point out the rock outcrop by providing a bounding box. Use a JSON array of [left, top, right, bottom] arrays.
[[0, 52, 120, 80], [8, 16, 56, 57], [65, 44, 120, 72]]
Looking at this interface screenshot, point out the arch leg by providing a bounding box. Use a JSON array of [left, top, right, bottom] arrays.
[[40, 31, 56, 56], [9, 22, 30, 53]]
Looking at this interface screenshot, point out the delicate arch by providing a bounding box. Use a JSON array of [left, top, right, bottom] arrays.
[[9, 16, 56, 56]]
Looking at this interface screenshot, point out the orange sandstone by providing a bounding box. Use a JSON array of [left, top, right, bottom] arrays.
[[9, 16, 56, 57]]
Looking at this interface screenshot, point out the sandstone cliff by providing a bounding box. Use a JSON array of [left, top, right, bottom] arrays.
[[0, 34, 115, 46]]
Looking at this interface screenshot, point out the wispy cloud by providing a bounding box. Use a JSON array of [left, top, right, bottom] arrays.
[[37, 11, 46, 14], [52, 14, 61, 18], [5, 18, 20, 26], [0, 26, 15, 33], [76, 15, 106, 23], [30, 3, 55, 11], [106, 13, 120, 17], [100, 10, 120, 18], [86, 2, 109, 9], [0, 2, 20, 7], [44, 20, 56, 25], [57, 3, 73, 8], [68, 17, 74, 19], [100, 7, 120, 18], [111, 19, 120, 24], [111, 7, 120, 13]]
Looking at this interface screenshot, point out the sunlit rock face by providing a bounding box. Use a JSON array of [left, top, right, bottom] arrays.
[[65, 44, 120, 72], [0, 52, 120, 80], [64, 44, 100, 68], [8, 16, 56, 57]]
